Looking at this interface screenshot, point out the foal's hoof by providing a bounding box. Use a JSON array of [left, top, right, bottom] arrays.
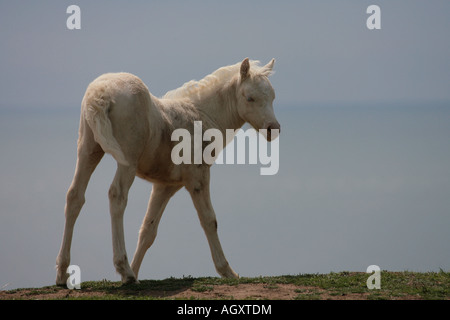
[[226, 271, 240, 280], [218, 265, 240, 279], [122, 276, 139, 285], [55, 273, 70, 287]]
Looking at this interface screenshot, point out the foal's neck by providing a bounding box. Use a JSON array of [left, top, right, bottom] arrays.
[[195, 78, 245, 135]]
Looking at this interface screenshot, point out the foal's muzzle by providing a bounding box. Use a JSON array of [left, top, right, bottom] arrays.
[[265, 121, 281, 141]]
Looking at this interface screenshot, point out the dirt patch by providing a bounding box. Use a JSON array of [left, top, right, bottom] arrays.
[[0, 283, 299, 300], [0, 287, 106, 300], [172, 283, 301, 300], [0, 283, 376, 300]]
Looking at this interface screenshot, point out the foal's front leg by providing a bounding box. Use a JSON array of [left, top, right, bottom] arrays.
[[187, 169, 239, 279]]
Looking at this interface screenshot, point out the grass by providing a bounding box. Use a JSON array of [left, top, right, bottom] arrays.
[[2, 271, 449, 300]]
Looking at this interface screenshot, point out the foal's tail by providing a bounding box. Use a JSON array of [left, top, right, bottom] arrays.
[[83, 91, 129, 166]]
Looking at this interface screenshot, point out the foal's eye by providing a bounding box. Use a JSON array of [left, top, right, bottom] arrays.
[[247, 97, 255, 102]]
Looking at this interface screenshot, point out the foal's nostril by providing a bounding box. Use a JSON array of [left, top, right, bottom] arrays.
[[265, 122, 280, 140], [266, 126, 273, 141], [268, 122, 280, 132]]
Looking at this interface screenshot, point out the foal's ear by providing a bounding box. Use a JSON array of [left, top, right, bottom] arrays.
[[261, 58, 275, 76], [240, 58, 250, 81]]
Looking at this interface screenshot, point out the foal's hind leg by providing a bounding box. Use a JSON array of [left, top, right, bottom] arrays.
[[108, 164, 137, 284], [56, 124, 104, 285]]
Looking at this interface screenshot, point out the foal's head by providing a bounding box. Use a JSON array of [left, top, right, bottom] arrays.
[[236, 58, 280, 141]]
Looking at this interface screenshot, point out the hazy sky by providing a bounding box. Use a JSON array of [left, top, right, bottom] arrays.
[[1, 1, 449, 109], [1, 1, 449, 290]]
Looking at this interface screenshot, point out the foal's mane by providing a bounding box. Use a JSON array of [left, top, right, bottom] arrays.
[[162, 60, 271, 101]]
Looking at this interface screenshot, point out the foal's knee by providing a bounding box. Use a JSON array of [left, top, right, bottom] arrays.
[[65, 188, 85, 214], [201, 217, 218, 233], [108, 185, 127, 211], [137, 225, 158, 249]]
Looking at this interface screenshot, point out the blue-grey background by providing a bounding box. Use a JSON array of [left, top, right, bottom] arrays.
[[1, 1, 449, 290]]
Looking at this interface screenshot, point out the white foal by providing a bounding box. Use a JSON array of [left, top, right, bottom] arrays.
[[56, 58, 280, 285]]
